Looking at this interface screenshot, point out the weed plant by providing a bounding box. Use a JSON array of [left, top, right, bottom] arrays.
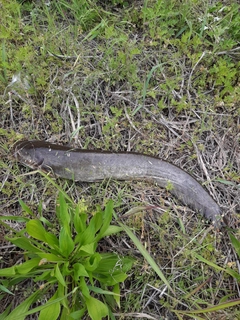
[[0, 194, 134, 319]]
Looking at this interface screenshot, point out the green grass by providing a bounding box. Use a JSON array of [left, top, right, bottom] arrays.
[[0, 0, 240, 319]]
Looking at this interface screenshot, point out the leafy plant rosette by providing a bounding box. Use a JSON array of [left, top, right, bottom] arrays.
[[0, 194, 135, 320]]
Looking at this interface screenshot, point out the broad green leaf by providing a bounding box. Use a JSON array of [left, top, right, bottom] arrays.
[[80, 277, 90, 299], [100, 225, 123, 238], [5, 276, 29, 288], [73, 263, 89, 281], [113, 283, 120, 308], [7, 237, 42, 252], [0, 266, 16, 277], [91, 211, 103, 234], [59, 307, 69, 320], [95, 200, 113, 241], [93, 256, 118, 275], [79, 242, 96, 255], [26, 220, 47, 242], [44, 232, 59, 248], [84, 253, 102, 272], [57, 192, 70, 227], [229, 232, 240, 259], [107, 272, 128, 285], [96, 254, 135, 274], [85, 296, 108, 320], [0, 303, 12, 320], [93, 271, 127, 286], [73, 210, 87, 233], [16, 258, 41, 274], [5, 290, 40, 320], [59, 228, 74, 257], [56, 283, 69, 309], [75, 220, 95, 246], [36, 253, 64, 262], [34, 270, 52, 282], [62, 261, 72, 276], [69, 309, 86, 319], [54, 264, 66, 287], [38, 292, 61, 320], [10, 288, 78, 318]]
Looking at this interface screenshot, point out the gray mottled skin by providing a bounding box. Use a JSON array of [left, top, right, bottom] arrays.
[[14, 140, 224, 228]]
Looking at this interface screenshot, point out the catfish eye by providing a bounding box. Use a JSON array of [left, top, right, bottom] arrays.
[[36, 157, 44, 166]]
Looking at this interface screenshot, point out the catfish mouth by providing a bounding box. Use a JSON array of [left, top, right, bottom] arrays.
[[13, 140, 40, 169], [13, 141, 26, 161], [13, 140, 31, 155]]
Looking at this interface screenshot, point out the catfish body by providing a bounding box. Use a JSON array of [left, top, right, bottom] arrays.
[[14, 140, 224, 227]]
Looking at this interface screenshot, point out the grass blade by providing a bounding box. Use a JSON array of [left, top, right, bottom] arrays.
[[175, 298, 240, 314], [117, 221, 173, 294]]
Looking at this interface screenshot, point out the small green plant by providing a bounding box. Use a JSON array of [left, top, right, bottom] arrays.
[[51, 0, 101, 30], [0, 194, 134, 320]]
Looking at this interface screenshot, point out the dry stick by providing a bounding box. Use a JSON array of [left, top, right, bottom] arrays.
[[7, 91, 14, 126], [216, 127, 236, 169], [8, 90, 30, 105], [111, 91, 138, 108], [70, 92, 81, 143], [7, 90, 35, 128], [143, 107, 188, 143], [43, 68, 59, 112], [111, 92, 146, 138], [168, 227, 208, 261], [66, 93, 81, 144], [179, 55, 187, 97], [113, 312, 157, 319], [141, 281, 189, 309], [66, 94, 76, 134], [193, 143, 217, 198], [123, 103, 145, 137], [216, 46, 240, 56], [96, 80, 108, 106], [187, 51, 206, 100]]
